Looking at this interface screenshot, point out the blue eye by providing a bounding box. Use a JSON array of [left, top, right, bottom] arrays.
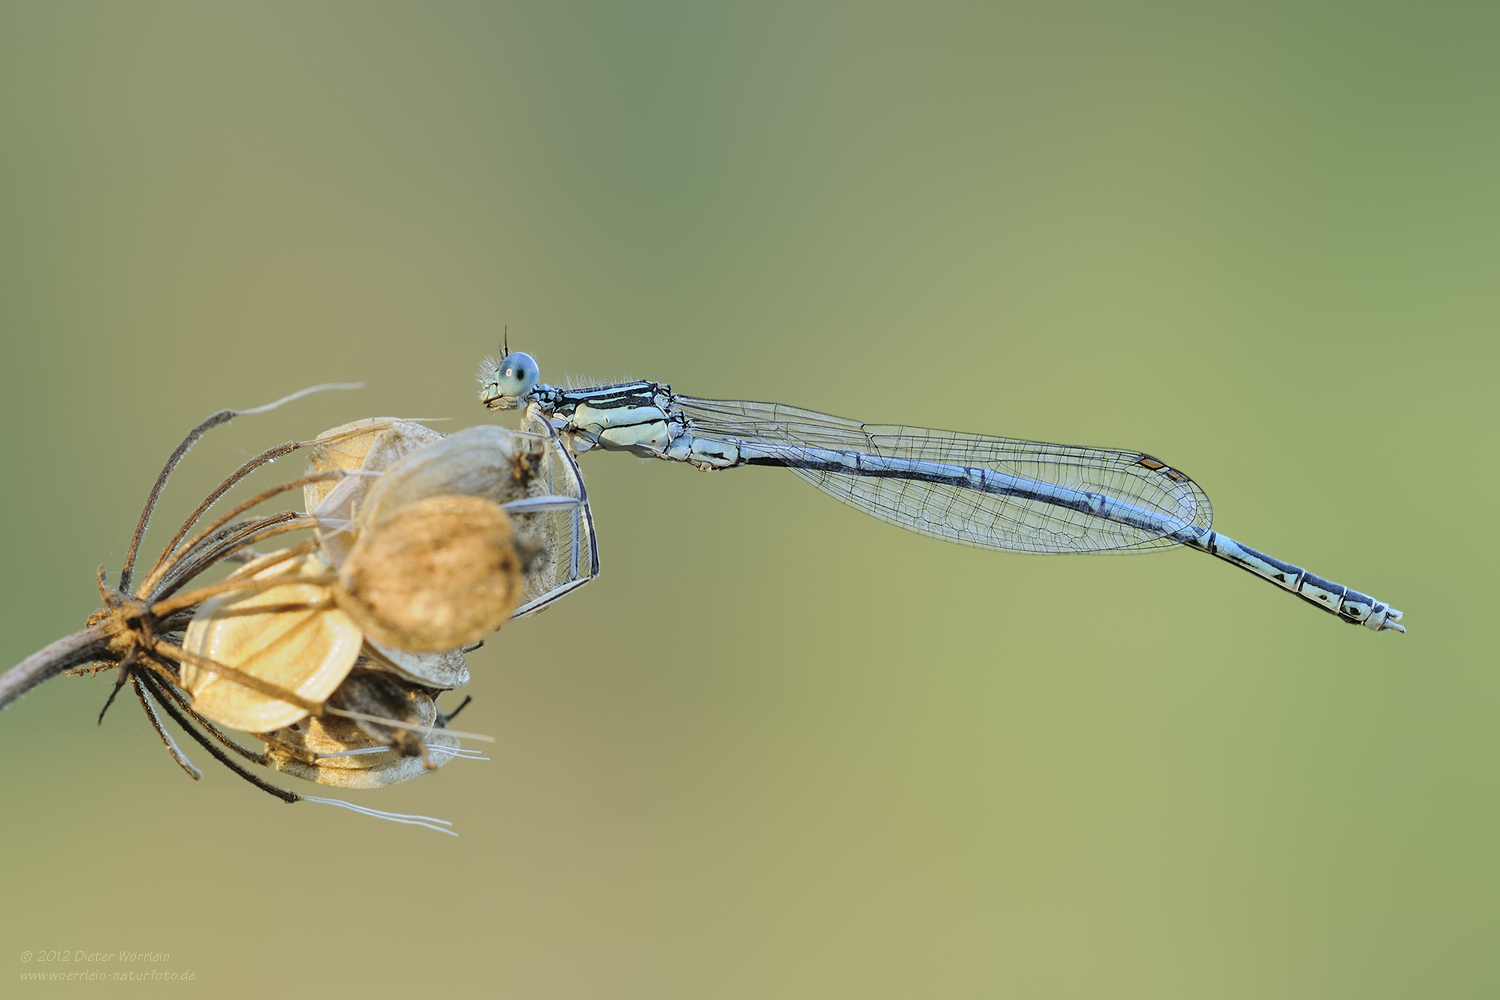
[[496, 352, 540, 397]]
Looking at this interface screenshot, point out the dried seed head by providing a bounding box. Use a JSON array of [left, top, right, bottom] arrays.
[[353, 423, 586, 612], [304, 418, 444, 566], [303, 419, 484, 685], [181, 550, 361, 732], [303, 417, 445, 510], [258, 667, 460, 789], [4, 389, 543, 820], [335, 495, 524, 653]]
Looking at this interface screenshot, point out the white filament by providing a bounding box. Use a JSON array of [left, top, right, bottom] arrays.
[[323, 706, 497, 743], [303, 796, 457, 836], [232, 383, 364, 416]]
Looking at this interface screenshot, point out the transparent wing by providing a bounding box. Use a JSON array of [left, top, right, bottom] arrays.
[[510, 413, 599, 616], [675, 396, 1212, 554]]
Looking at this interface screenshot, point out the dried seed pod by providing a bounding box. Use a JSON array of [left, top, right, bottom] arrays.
[[303, 418, 477, 685], [357, 424, 531, 522], [360, 641, 469, 690], [258, 667, 461, 789], [356, 423, 595, 616], [303, 418, 444, 566], [335, 495, 525, 653], [181, 549, 361, 732]]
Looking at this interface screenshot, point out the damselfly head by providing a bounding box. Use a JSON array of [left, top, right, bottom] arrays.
[[476, 351, 539, 409]]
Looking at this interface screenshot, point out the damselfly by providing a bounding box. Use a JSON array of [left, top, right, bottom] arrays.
[[477, 351, 1403, 633]]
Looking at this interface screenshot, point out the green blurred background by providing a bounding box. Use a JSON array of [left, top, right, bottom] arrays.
[[1, 2, 1494, 996]]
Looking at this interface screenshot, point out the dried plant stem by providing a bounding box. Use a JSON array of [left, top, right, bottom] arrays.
[[119, 411, 235, 595], [140, 472, 338, 597], [143, 440, 303, 587], [96, 649, 139, 724], [143, 417, 403, 588], [133, 674, 203, 780], [138, 672, 299, 804], [153, 640, 324, 714], [0, 624, 114, 712], [154, 514, 314, 599], [147, 675, 271, 766], [118, 383, 361, 595], [149, 558, 333, 618]]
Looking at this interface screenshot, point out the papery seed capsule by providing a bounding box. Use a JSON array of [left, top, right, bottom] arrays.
[[356, 424, 532, 524], [258, 667, 461, 789], [335, 494, 525, 653], [353, 423, 584, 614], [181, 550, 362, 732], [360, 640, 470, 690], [304, 418, 444, 566]]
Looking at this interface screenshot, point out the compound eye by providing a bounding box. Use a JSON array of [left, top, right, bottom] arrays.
[[496, 352, 540, 397]]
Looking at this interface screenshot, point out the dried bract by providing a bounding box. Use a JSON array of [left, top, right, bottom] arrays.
[[181, 550, 362, 732], [303, 418, 444, 566], [359, 642, 470, 692], [336, 495, 524, 653]]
